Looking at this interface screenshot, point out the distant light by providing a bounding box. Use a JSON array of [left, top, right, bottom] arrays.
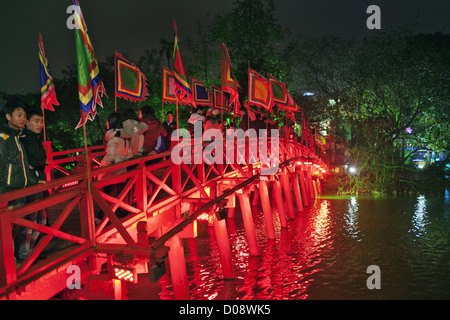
[[303, 91, 314, 96], [349, 167, 357, 174], [406, 127, 413, 134]]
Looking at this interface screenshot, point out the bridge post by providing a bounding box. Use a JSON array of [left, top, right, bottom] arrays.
[[171, 163, 182, 219], [273, 178, 288, 228], [213, 218, 235, 279], [307, 168, 315, 200], [292, 173, 304, 213], [166, 235, 189, 300], [298, 167, 310, 207], [79, 183, 95, 243], [259, 178, 275, 240], [280, 168, 296, 219], [135, 161, 147, 212], [227, 206, 235, 219], [313, 179, 319, 197], [237, 189, 260, 256], [0, 212, 16, 298], [303, 166, 312, 201]]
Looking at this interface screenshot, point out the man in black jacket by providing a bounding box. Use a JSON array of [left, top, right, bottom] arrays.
[[21, 108, 47, 181], [0, 101, 40, 196], [20, 107, 48, 257], [0, 100, 44, 263]]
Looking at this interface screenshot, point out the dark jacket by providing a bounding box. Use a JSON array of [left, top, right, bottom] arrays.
[[0, 124, 39, 194], [20, 128, 47, 181], [163, 120, 176, 150]]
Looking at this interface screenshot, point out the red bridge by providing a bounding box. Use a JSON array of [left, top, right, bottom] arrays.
[[0, 137, 326, 300]]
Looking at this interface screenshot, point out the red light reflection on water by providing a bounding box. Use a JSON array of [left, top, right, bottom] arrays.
[[177, 199, 334, 300]]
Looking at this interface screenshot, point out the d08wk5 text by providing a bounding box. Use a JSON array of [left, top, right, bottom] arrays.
[[224, 304, 271, 315]]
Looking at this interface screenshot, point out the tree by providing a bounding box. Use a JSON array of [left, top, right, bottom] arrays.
[[210, 0, 288, 96]]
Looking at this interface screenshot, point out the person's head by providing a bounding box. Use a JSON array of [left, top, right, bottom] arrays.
[[4, 100, 28, 130], [25, 108, 44, 134], [123, 108, 138, 121], [166, 111, 173, 122], [139, 105, 155, 120], [107, 112, 123, 130]]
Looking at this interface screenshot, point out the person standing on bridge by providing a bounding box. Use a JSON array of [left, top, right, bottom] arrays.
[[18, 107, 48, 260], [163, 110, 176, 151], [100, 112, 130, 177], [138, 105, 167, 156], [116, 108, 148, 159], [0, 101, 43, 197]]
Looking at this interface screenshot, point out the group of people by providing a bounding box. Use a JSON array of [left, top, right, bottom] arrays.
[[186, 106, 298, 140], [100, 105, 176, 174], [187, 107, 221, 137], [0, 100, 47, 264]]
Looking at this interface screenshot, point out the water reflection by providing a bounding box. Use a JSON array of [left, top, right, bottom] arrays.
[[411, 195, 428, 237], [345, 196, 360, 239]]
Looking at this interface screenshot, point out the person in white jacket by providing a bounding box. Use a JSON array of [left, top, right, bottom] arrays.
[[115, 108, 148, 158], [100, 113, 130, 179]]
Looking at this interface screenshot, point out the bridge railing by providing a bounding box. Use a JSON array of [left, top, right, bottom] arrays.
[[0, 135, 324, 299]]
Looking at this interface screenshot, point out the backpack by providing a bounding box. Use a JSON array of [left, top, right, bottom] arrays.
[[153, 134, 166, 154]]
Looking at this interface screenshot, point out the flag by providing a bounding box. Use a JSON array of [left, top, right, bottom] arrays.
[[315, 127, 327, 150], [221, 43, 240, 113], [114, 52, 148, 102], [211, 85, 229, 111], [73, 0, 107, 129], [248, 67, 273, 112], [268, 74, 298, 112], [162, 67, 177, 104], [268, 74, 288, 106], [39, 32, 59, 111], [191, 77, 212, 107], [172, 20, 196, 108]]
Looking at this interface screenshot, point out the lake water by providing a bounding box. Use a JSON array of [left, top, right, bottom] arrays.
[[127, 191, 450, 300]]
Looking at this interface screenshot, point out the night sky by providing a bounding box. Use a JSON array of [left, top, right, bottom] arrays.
[[1, 0, 449, 94]]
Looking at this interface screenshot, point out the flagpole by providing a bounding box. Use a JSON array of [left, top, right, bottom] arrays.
[[220, 44, 224, 132], [82, 124, 96, 246], [114, 51, 117, 112], [176, 100, 179, 130], [41, 105, 47, 141]]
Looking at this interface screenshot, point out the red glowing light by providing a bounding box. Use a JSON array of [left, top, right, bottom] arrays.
[[62, 180, 79, 188], [112, 266, 137, 283]]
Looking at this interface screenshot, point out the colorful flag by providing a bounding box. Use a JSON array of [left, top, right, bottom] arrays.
[[248, 67, 273, 112], [39, 32, 59, 112], [114, 52, 148, 102], [162, 67, 176, 104], [221, 43, 240, 113], [211, 85, 230, 111], [73, 0, 107, 129], [315, 127, 327, 150], [267, 74, 288, 106], [267, 74, 298, 112], [191, 77, 212, 107], [172, 20, 196, 108]]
